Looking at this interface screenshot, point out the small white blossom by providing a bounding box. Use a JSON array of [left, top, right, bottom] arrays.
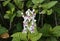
[[22, 9, 36, 33]]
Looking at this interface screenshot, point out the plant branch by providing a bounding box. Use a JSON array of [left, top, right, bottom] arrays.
[[37, 14, 40, 25], [9, 21, 12, 30], [54, 13, 57, 26], [41, 14, 43, 27]]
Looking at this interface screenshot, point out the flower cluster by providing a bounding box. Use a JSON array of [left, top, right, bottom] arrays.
[[21, 9, 36, 33]]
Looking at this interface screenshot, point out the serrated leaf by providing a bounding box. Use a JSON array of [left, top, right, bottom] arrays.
[[31, 33, 42, 41], [47, 9, 53, 15], [28, 31, 42, 41], [32, 0, 44, 4], [11, 32, 20, 37], [11, 32, 27, 40], [20, 33, 27, 40], [42, 1, 58, 9], [52, 26, 60, 37], [12, 37, 21, 41]]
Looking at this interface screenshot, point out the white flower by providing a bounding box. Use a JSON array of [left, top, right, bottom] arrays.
[[30, 27, 35, 33], [22, 9, 36, 33], [23, 16, 28, 22], [33, 9, 35, 12], [26, 9, 31, 16]]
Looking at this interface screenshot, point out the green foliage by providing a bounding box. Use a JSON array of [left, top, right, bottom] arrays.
[[40, 24, 52, 36], [16, 10, 22, 17], [11, 32, 21, 41], [26, 0, 33, 8], [11, 32, 27, 41], [32, 0, 44, 4], [53, 6, 60, 17], [0, 25, 8, 35], [46, 37, 57, 41], [7, 3, 15, 12], [11, 32, 42, 41], [40, 24, 60, 37], [3, 0, 11, 6], [52, 26, 60, 37], [16, 23, 22, 32], [40, 1, 58, 15], [0, 0, 59, 41], [4, 12, 16, 23], [14, 0, 24, 9], [12, 37, 21, 41], [47, 9, 53, 15], [11, 27, 42, 41], [42, 1, 58, 9], [4, 3, 16, 23], [28, 33, 42, 41]]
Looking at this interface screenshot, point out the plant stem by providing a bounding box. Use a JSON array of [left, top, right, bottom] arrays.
[[54, 13, 57, 26], [0, 4, 4, 25], [37, 14, 40, 25], [9, 21, 12, 30], [37, 8, 41, 26], [41, 14, 43, 27]]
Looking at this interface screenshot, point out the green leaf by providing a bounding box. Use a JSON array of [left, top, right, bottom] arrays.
[[16, 10, 22, 17], [53, 7, 60, 17], [12, 37, 21, 41], [47, 9, 53, 15], [4, 14, 10, 19], [40, 24, 52, 36], [7, 3, 15, 12], [52, 26, 60, 37], [46, 37, 57, 41], [4, 13, 16, 23], [11, 32, 21, 37], [53, 7, 60, 14], [14, 0, 24, 9], [0, 25, 8, 35], [3, 0, 11, 6], [6, 11, 11, 14], [31, 33, 42, 41], [40, 10, 47, 14], [11, 32, 21, 41], [42, 1, 58, 9], [32, 0, 44, 4], [20, 33, 27, 40], [11, 32, 27, 41], [28, 32, 42, 41], [26, 0, 33, 8], [16, 23, 22, 32]]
